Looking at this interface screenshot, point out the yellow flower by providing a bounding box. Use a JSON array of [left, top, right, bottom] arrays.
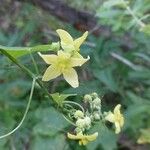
[[67, 132, 98, 145], [39, 50, 89, 88], [105, 104, 124, 134], [137, 128, 150, 144], [56, 29, 88, 55]]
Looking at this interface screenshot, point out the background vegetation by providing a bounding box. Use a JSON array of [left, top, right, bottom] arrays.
[[0, 0, 150, 149]]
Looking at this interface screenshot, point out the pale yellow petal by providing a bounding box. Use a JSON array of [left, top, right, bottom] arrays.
[[114, 104, 121, 115], [72, 51, 83, 58], [86, 132, 98, 141], [63, 68, 79, 88], [56, 29, 74, 51], [81, 139, 89, 145], [67, 133, 79, 140], [67, 133, 83, 140], [119, 115, 124, 127], [42, 65, 61, 81], [70, 56, 90, 67], [105, 111, 115, 123], [38, 52, 57, 64], [56, 29, 74, 44], [57, 50, 71, 59], [74, 31, 88, 50], [115, 122, 121, 134], [61, 42, 75, 52]]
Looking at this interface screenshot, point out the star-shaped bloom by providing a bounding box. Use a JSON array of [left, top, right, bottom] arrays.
[[39, 50, 89, 88], [67, 132, 98, 145], [56, 29, 88, 56], [105, 104, 124, 134]]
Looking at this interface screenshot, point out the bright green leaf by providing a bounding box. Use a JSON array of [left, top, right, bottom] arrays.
[[50, 93, 76, 107]]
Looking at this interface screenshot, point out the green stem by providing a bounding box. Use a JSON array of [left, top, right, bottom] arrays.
[[63, 101, 85, 113], [0, 49, 52, 100], [62, 114, 76, 126], [0, 49, 34, 78], [0, 78, 36, 139], [29, 49, 39, 75]]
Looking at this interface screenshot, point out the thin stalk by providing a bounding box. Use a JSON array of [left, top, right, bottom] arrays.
[[29, 49, 39, 75], [121, 0, 145, 27], [0, 78, 36, 139], [63, 101, 85, 113], [0, 49, 52, 100], [0, 49, 34, 78], [62, 114, 76, 126]]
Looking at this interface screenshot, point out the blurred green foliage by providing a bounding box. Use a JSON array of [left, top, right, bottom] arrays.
[[0, 0, 150, 149]]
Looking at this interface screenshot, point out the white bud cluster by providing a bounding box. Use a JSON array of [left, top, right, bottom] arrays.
[[73, 93, 102, 134], [92, 97, 101, 110], [74, 110, 84, 119], [91, 92, 98, 99], [84, 92, 102, 121], [83, 94, 92, 102], [75, 116, 91, 132], [93, 112, 101, 120]]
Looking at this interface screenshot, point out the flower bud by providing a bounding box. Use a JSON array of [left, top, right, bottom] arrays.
[[75, 127, 83, 134], [91, 92, 98, 99], [76, 119, 85, 129], [84, 94, 92, 102], [93, 98, 101, 106], [93, 112, 100, 120], [74, 110, 84, 119], [84, 116, 91, 127]]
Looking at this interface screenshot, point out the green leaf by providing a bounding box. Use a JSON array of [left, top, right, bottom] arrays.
[[133, 52, 150, 63], [124, 104, 150, 130], [31, 134, 69, 150], [0, 42, 60, 58], [140, 24, 150, 35], [137, 128, 150, 144], [86, 123, 117, 150], [126, 91, 145, 104], [103, 0, 128, 8], [50, 93, 76, 107], [93, 68, 118, 92], [33, 107, 69, 136]]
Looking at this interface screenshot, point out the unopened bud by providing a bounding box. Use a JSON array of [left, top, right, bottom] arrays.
[[75, 127, 83, 134], [84, 116, 91, 127], [93, 98, 101, 106], [93, 113, 100, 120], [76, 119, 85, 129], [84, 94, 92, 102], [91, 92, 98, 99], [74, 110, 84, 119]]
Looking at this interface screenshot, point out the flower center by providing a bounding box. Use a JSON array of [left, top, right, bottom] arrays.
[[57, 58, 71, 72]]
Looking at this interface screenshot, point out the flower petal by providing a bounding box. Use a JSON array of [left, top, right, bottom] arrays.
[[42, 65, 61, 81], [63, 68, 79, 88], [119, 115, 124, 127], [70, 56, 90, 67], [56, 29, 74, 44], [105, 111, 115, 123], [62, 43, 75, 52], [38, 52, 57, 64], [56, 29, 75, 51], [86, 132, 98, 141], [72, 51, 83, 58], [67, 133, 81, 140], [114, 104, 121, 115], [74, 31, 88, 51], [80, 139, 88, 145], [57, 50, 71, 59], [115, 122, 121, 134]]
